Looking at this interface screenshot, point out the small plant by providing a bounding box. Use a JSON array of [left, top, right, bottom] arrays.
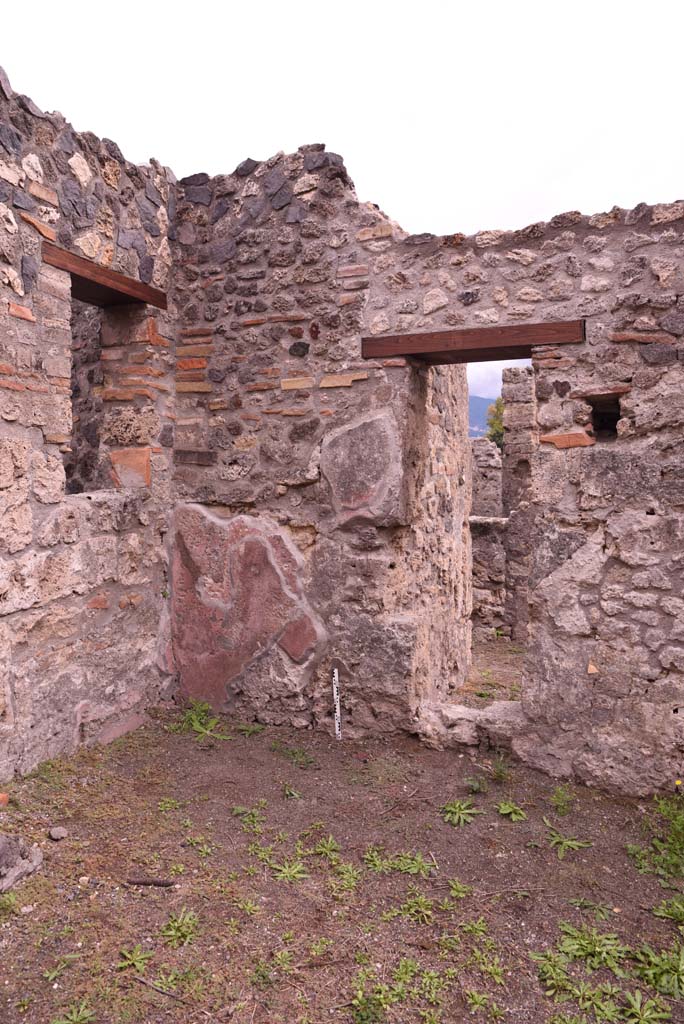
[[271, 740, 315, 768], [117, 944, 154, 973], [310, 937, 334, 957], [466, 775, 488, 794], [0, 892, 18, 919], [543, 818, 592, 859], [171, 700, 231, 741], [465, 990, 489, 1011], [491, 755, 511, 783], [158, 797, 180, 812], [557, 921, 628, 972], [391, 851, 433, 878], [397, 886, 434, 925], [350, 992, 386, 1024], [440, 799, 483, 828], [471, 947, 505, 985], [551, 785, 575, 816], [632, 941, 684, 997], [653, 895, 684, 924], [314, 834, 340, 860], [185, 834, 215, 858], [448, 878, 473, 900], [496, 799, 527, 821], [628, 795, 684, 882], [232, 801, 267, 834], [43, 954, 81, 982], [169, 862, 185, 876], [530, 950, 573, 1000], [461, 917, 488, 937], [234, 897, 260, 916], [250, 959, 275, 989], [272, 858, 309, 882], [622, 990, 672, 1022], [283, 783, 301, 800], [51, 1003, 96, 1024], [363, 844, 388, 873], [161, 907, 199, 947], [331, 861, 362, 897], [273, 949, 295, 974], [570, 897, 611, 921], [236, 722, 265, 737]]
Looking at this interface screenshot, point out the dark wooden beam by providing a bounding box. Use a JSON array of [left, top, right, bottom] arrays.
[[361, 319, 585, 364], [42, 241, 167, 310]]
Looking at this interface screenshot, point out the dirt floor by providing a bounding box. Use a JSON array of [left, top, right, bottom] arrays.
[[1, 703, 683, 1024], [460, 637, 525, 706]]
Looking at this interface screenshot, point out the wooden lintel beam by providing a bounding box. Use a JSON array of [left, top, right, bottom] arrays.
[[361, 319, 585, 364], [42, 241, 167, 310]]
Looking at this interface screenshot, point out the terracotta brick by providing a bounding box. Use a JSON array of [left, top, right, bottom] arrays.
[[181, 327, 213, 337], [177, 357, 208, 371], [281, 376, 315, 390], [176, 371, 206, 381], [539, 431, 595, 449], [611, 331, 674, 344], [18, 211, 57, 241], [0, 362, 14, 374], [319, 371, 368, 389], [239, 317, 268, 327], [8, 302, 36, 322], [87, 593, 109, 610], [110, 447, 152, 488], [102, 388, 138, 401], [176, 382, 213, 393], [263, 408, 309, 417], [118, 378, 169, 392], [0, 378, 25, 391], [336, 263, 370, 278], [177, 344, 213, 357], [245, 381, 278, 392], [208, 399, 230, 411], [113, 364, 166, 378], [28, 180, 58, 206]]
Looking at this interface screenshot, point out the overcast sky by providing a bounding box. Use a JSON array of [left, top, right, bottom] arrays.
[[4, 0, 682, 398]]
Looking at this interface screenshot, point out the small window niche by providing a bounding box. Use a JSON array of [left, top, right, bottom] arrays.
[[586, 393, 621, 441]]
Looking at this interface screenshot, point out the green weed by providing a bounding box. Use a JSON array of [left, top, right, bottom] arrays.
[[272, 858, 309, 882], [440, 799, 483, 828], [496, 799, 527, 822], [551, 785, 575, 816], [544, 818, 592, 859], [160, 907, 199, 947], [117, 945, 154, 973], [51, 1003, 96, 1024]]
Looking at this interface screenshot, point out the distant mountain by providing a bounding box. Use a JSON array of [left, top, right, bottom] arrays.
[[469, 395, 496, 438]]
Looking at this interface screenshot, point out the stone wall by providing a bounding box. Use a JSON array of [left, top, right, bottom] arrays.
[[3, 65, 684, 795], [0, 68, 175, 777], [501, 367, 536, 641], [409, 204, 684, 793], [470, 438, 506, 638], [168, 149, 471, 734]]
